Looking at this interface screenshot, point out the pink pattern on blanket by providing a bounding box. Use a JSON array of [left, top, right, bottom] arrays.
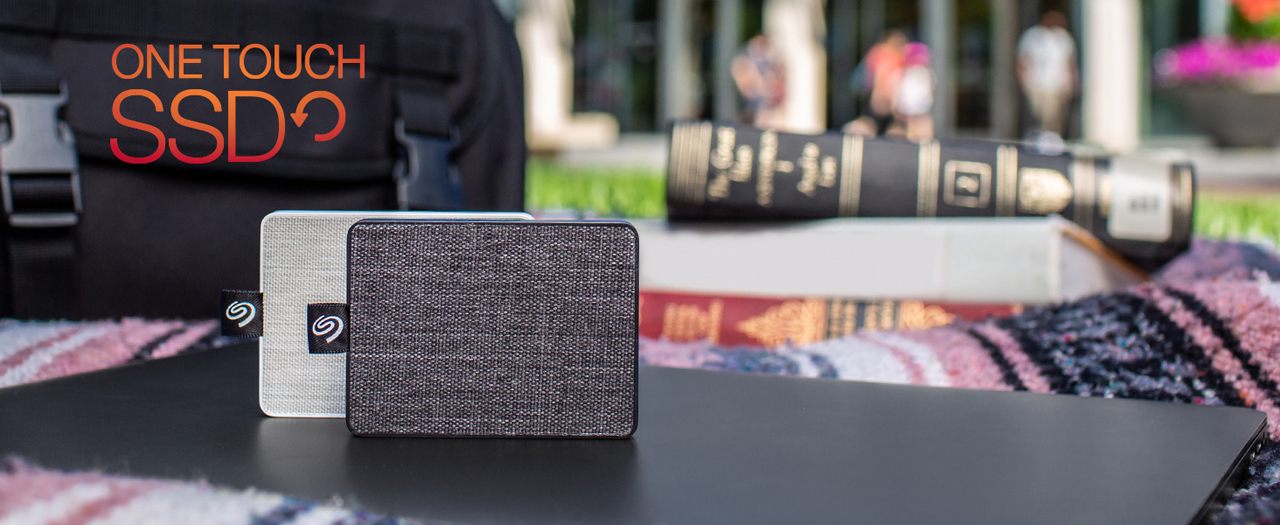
[[27, 320, 182, 384], [639, 338, 725, 369], [1137, 284, 1280, 438], [969, 324, 1053, 394], [1176, 281, 1280, 391], [897, 327, 1015, 391], [0, 320, 218, 389], [0, 458, 165, 522], [0, 457, 414, 524], [151, 321, 218, 359]]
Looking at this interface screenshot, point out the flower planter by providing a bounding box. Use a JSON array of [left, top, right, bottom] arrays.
[[1156, 34, 1280, 147], [1168, 87, 1280, 148]]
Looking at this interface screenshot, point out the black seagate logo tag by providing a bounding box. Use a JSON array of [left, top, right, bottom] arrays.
[[307, 303, 350, 354], [221, 290, 263, 337]]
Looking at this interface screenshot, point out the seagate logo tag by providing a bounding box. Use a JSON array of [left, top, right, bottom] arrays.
[[220, 290, 264, 337], [307, 303, 350, 354]]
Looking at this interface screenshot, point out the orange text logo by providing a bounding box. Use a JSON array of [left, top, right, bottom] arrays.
[[108, 44, 359, 164]]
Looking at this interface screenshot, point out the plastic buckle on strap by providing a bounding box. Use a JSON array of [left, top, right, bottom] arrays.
[[393, 118, 465, 211], [0, 87, 80, 228]]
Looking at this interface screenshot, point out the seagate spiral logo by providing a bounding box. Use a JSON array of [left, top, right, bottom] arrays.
[[225, 301, 256, 327], [311, 315, 344, 343]]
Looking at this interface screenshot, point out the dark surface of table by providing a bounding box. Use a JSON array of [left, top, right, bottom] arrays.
[[0, 342, 1266, 525]]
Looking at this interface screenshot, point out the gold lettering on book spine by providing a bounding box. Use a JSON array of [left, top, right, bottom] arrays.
[[661, 300, 723, 343], [839, 134, 864, 216], [706, 126, 732, 201], [730, 144, 754, 182], [736, 299, 827, 347], [916, 141, 940, 217], [707, 172, 730, 201], [862, 300, 899, 331], [825, 299, 860, 339], [820, 155, 837, 188], [796, 143, 823, 196], [757, 130, 779, 207], [708, 126, 756, 201], [710, 127, 736, 170], [1072, 157, 1096, 232]]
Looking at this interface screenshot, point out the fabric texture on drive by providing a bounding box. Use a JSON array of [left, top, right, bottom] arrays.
[[260, 213, 364, 418], [259, 211, 529, 418], [346, 221, 639, 437]]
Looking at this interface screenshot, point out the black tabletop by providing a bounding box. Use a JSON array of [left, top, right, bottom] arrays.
[[0, 342, 1266, 525]]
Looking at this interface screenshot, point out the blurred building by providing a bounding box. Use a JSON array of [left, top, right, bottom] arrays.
[[516, 0, 620, 151], [521, 0, 1224, 152]]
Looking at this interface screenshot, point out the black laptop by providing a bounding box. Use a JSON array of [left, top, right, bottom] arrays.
[[0, 342, 1266, 525]]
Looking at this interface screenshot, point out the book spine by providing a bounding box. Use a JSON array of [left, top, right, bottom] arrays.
[[666, 121, 1194, 268], [639, 290, 1020, 348]]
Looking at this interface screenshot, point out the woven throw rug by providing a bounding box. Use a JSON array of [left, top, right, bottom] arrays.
[[0, 237, 1279, 524], [0, 318, 225, 389], [0, 457, 416, 525]]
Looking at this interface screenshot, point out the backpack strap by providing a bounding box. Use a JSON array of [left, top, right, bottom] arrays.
[[392, 24, 465, 211], [396, 80, 464, 211], [0, 2, 80, 318]]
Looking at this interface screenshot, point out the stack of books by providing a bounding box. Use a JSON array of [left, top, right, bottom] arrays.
[[636, 121, 1195, 349]]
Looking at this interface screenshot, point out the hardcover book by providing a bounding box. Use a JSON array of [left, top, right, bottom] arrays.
[[634, 216, 1147, 305], [639, 290, 1019, 348], [666, 121, 1194, 269]]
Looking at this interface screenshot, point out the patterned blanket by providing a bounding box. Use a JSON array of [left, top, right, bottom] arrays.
[[1, 237, 1279, 524], [0, 457, 412, 525], [0, 319, 222, 388]]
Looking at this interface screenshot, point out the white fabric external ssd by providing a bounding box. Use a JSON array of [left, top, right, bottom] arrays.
[[258, 210, 532, 418]]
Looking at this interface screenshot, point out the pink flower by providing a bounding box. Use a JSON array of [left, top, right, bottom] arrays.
[[1156, 38, 1280, 84]]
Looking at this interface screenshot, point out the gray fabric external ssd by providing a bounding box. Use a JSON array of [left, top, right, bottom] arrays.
[[259, 211, 531, 418], [345, 220, 640, 437]]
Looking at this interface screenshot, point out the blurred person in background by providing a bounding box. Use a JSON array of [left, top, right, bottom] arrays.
[[843, 30, 908, 136], [732, 35, 788, 129], [1017, 10, 1077, 145], [895, 42, 934, 141]]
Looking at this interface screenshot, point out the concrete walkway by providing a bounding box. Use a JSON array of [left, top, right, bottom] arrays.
[[1144, 137, 1280, 192]]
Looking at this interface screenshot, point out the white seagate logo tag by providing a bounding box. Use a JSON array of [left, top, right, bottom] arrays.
[[306, 303, 350, 353], [225, 301, 256, 327], [220, 290, 263, 337], [311, 315, 345, 343]]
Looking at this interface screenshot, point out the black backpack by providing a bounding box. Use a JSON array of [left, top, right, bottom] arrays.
[[0, 0, 526, 319]]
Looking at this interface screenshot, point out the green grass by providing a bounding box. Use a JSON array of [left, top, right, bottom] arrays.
[[1195, 193, 1280, 247], [525, 160, 665, 218], [525, 160, 1280, 247]]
